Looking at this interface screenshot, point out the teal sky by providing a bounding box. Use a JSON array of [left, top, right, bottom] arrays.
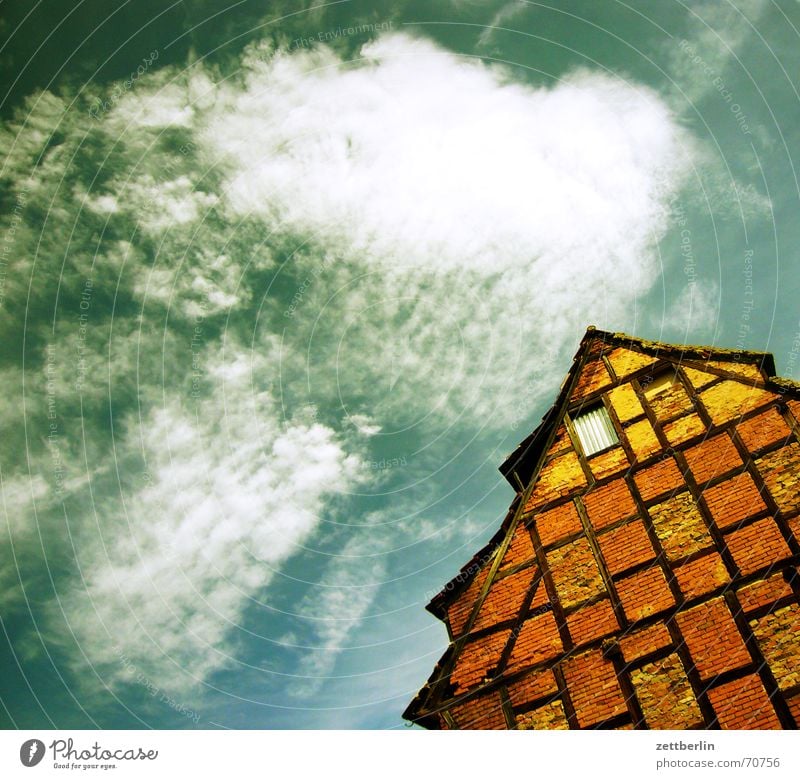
[[1, 0, 799, 729]]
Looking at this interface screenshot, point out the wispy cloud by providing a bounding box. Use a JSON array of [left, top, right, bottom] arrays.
[[476, 1, 528, 49], [666, 0, 769, 105], [1, 28, 705, 715], [198, 33, 696, 429], [48, 349, 366, 696]]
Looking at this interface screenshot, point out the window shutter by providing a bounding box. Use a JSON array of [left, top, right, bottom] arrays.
[[573, 406, 618, 456]]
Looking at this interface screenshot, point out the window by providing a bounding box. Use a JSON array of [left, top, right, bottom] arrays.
[[642, 370, 679, 399], [572, 405, 619, 456]]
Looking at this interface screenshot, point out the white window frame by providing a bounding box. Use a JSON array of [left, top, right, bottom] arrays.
[[572, 404, 619, 456]]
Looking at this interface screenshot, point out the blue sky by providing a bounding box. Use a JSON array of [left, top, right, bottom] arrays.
[[1, 0, 799, 729]]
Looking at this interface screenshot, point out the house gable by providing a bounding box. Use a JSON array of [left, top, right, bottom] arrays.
[[405, 327, 800, 730]]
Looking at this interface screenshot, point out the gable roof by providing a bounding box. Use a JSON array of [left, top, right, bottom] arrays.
[[426, 326, 794, 623], [499, 327, 777, 489]]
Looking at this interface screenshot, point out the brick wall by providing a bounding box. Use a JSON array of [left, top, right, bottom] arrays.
[[562, 649, 627, 727], [707, 675, 781, 729], [631, 653, 702, 728], [675, 598, 751, 679], [546, 537, 605, 609], [410, 335, 800, 730]]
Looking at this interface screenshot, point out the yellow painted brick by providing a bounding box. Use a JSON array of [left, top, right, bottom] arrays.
[[756, 442, 800, 515], [624, 419, 661, 462], [547, 537, 606, 610], [663, 413, 706, 446], [607, 347, 658, 379], [706, 360, 765, 382], [649, 492, 714, 561], [608, 383, 645, 424], [682, 366, 717, 391], [700, 381, 778, 426], [647, 381, 694, 422], [631, 653, 703, 729], [526, 450, 587, 509], [750, 605, 800, 691], [515, 700, 569, 730]]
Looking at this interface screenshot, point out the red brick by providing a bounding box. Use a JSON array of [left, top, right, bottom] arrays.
[[450, 690, 507, 729], [708, 675, 781, 729], [634, 457, 685, 502], [684, 433, 742, 485], [702, 472, 767, 530], [789, 516, 800, 544], [726, 518, 793, 576], [500, 522, 535, 569], [507, 612, 563, 673], [736, 408, 793, 454], [566, 599, 619, 646], [473, 567, 537, 632], [582, 478, 637, 531], [672, 552, 729, 600], [452, 630, 511, 693], [586, 335, 611, 357], [535, 502, 583, 548], [562, 649, 627, 727], [788, 693, 800, 727], [675, 598, 751, 679], [548, 424, 572, 457], [619, 622, 672, 663], [448, 562, 491, 636], [529, 576, 550, 611], [616, 565, 674, 622], [736, 573, 794, 613], [571, 358, 612, 402], [589, 446, 630, 481], [597, 519, 655, 576], [789, 399, 800, 427], [507, 668, 559, 708]]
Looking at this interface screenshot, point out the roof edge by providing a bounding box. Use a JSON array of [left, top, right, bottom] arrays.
[[423, 327, 796, 626], [500, 327, 784, 485]]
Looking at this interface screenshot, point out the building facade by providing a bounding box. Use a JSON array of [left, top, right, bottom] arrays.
[[404, 328, 800, 730]]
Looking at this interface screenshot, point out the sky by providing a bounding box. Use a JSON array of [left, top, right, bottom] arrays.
[[1, 0, 799, 730]]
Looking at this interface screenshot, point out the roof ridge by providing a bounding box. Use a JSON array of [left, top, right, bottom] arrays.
[[426, 327, 796, 625]]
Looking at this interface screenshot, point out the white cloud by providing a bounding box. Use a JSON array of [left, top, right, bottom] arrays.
[[0, 473, 49, 606], [208, 35, 689, 279], [0, 28, 712, 710], [187, 33, 695, 428], [50, 348, 366, 696]]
